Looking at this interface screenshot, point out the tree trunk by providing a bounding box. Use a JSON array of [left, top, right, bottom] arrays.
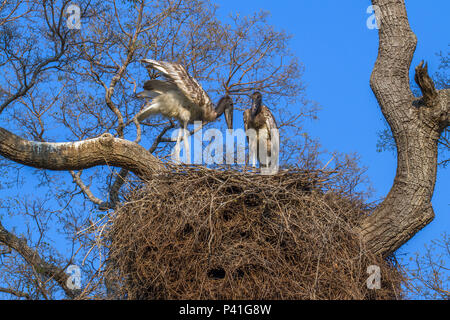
[[359, 0, 449, 257]]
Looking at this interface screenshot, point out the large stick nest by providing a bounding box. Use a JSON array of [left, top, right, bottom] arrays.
[[105, 166, 403, 299]]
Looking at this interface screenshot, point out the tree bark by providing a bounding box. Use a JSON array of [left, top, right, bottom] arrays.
[[0, 128, 167, 180], [359, 0, 449, 257]]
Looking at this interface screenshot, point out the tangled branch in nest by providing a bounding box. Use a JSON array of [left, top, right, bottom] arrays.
[[105, 166, 403, 299]]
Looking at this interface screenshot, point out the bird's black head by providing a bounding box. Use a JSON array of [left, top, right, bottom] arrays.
[[220, 95, 233, 106], [251, 91, 262, 120], [251, 91, 262, 101]]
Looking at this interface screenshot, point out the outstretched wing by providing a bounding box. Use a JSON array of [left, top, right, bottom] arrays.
[[141, 59, 213, 109], [136, 80, 177, 99], [143, 79, 178, 93], [137, 80, 179, 99]]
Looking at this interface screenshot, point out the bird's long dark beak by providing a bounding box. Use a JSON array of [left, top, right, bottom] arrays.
[[224, 104, 233, 130]]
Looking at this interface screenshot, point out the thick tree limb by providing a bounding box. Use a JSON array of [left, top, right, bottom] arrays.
[[0, 127, 167, 180], [359, 0, 449, 257], [415, 61, 438, 106], [101, 123, 175, 210]]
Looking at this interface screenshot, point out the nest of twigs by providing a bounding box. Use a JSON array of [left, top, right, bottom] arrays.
[[105, 166, 403, 299]]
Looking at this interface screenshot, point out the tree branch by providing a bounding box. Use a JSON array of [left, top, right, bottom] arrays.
[[0, 127, 167, 180], [70, 170, 109, 208], [104, 123, 176, 210], [0, 287, 31, 300], [415, 61, 438, 106], [0, 221, 75, 298]]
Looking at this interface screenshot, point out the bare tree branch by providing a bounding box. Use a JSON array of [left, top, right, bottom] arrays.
[[0, 127, 166, 180], [0, 220, 76, 298], [0, 286, 31, 299]]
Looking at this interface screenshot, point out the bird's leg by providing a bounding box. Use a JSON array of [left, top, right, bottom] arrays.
[[182, 121, 190, 164], [249, 135, 258, 168], [172, 126, 183, 164]]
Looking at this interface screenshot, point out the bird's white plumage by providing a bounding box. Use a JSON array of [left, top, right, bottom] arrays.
[[137, 59, 233, 163], [140, 59, 214, 112], [137, 91, 198, 124]]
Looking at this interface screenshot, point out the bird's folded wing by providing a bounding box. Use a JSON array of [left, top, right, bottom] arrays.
[[141, 59, 213, 109], [263, 107, 278, 140], [243, 109, 251, 131]]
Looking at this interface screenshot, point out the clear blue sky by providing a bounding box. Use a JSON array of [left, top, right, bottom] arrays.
[[215, 0, 449, 291]]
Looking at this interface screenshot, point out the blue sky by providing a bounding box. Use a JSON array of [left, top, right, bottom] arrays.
[[215, 0, 449, 290]]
